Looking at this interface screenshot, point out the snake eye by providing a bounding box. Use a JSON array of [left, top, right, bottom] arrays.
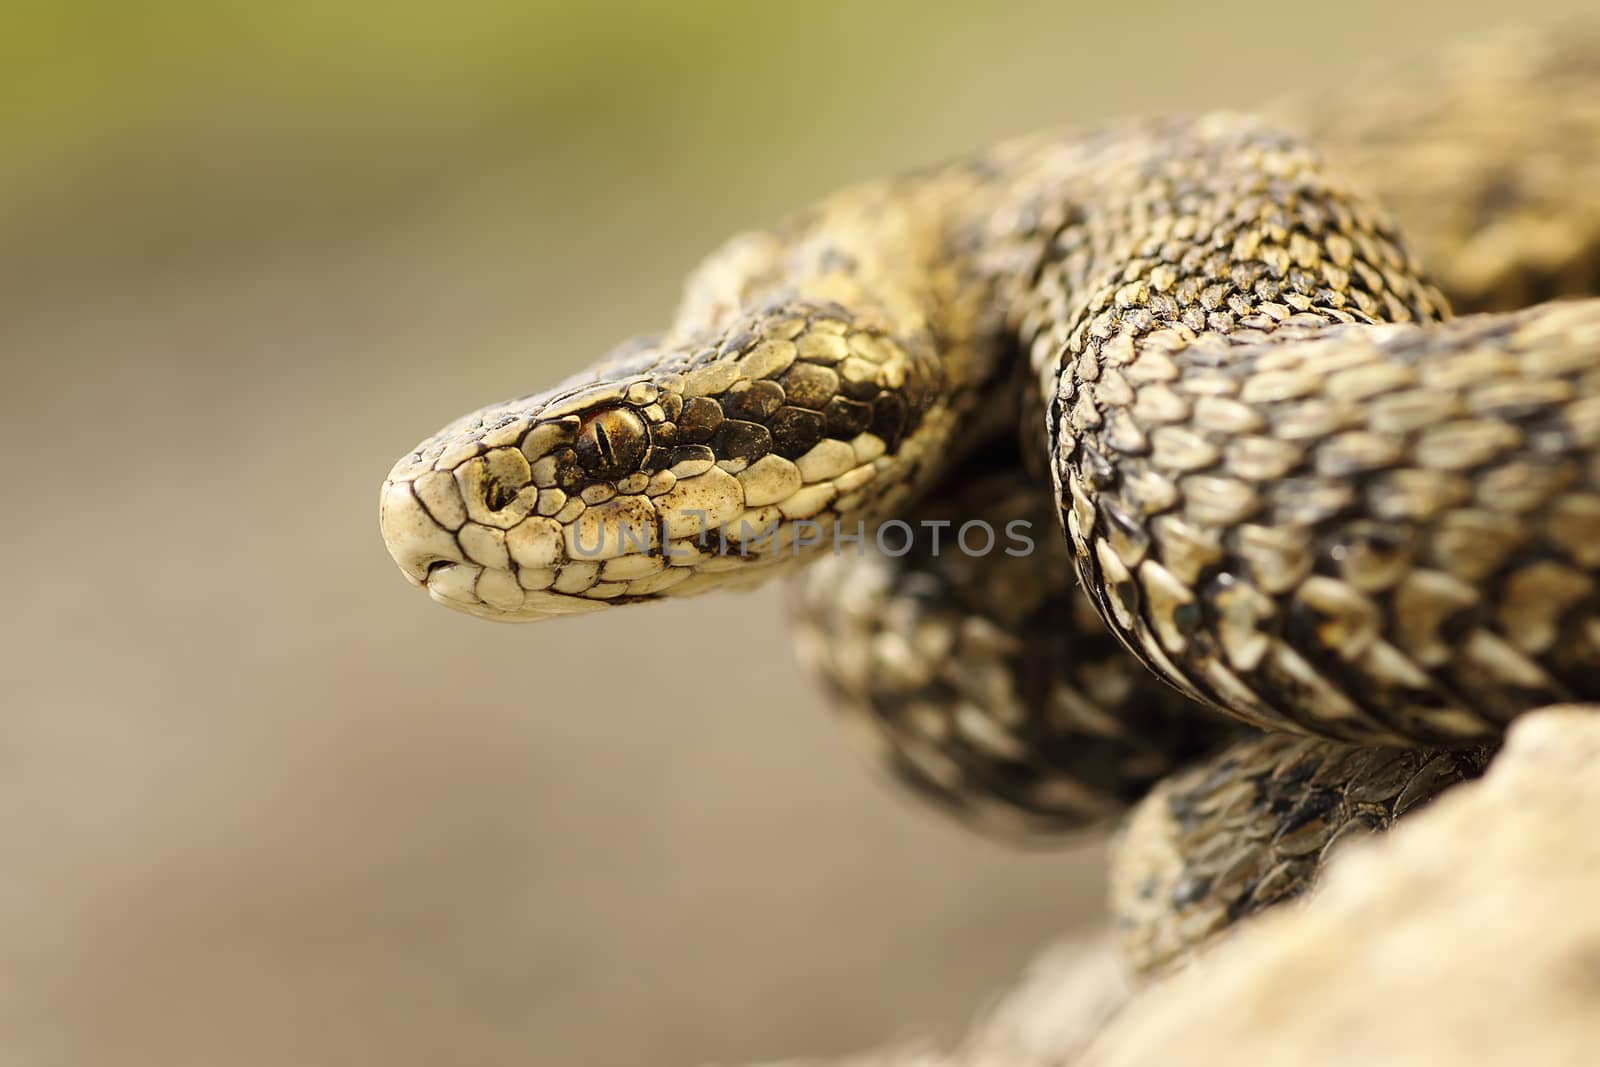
[[575, 407, 650, 480]]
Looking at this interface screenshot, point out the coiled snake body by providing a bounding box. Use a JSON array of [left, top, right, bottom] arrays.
[[381, 30, 1600, 972]]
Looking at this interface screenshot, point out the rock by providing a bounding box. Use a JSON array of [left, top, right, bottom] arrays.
[[943, 932, 1132, 1067], [1082, 706, 1600, 1067]]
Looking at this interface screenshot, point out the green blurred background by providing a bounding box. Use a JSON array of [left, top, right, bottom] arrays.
[[2, 3, 1591, 1065]]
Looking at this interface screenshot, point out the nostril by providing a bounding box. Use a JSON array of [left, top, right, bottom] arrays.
[[456, 448, 533, 518], [483, 479, 517, 512]]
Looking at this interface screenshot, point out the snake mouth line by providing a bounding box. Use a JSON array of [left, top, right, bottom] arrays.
[[421, 560, 492, 615], [409, 553, 611, 621]]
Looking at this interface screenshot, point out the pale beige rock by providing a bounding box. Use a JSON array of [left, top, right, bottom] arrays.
[[1083, 706, 1600, 1067], [951, 932, 1132, 1067]]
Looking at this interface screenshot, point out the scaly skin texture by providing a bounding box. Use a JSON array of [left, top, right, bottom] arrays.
[[790, 464, 1241, 842], [1057, 302, 1600, 746], [381, 29, 1600, 970], [1110, 736, 1493, 975]]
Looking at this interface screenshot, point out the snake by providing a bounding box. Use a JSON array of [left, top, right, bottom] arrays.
[[379, 27, 1600, 975]]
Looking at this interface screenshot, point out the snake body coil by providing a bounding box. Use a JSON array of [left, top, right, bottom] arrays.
[[381, 30, 1600, 970]]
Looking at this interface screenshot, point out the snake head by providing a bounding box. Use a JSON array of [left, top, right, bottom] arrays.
[[382, 306, 938, 620], [380, 370, 690, 620]]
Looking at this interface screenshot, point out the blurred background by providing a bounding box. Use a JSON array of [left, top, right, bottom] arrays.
[[2, 3, 1591, 1065]]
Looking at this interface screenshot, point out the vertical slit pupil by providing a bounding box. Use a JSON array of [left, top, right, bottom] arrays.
[[592, 420, 615, 466]]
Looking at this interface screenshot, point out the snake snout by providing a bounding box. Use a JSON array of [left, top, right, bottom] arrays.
[[379, 426, 622, 621], [378, 477, 466, 586], [378, 475, 527, 619]]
